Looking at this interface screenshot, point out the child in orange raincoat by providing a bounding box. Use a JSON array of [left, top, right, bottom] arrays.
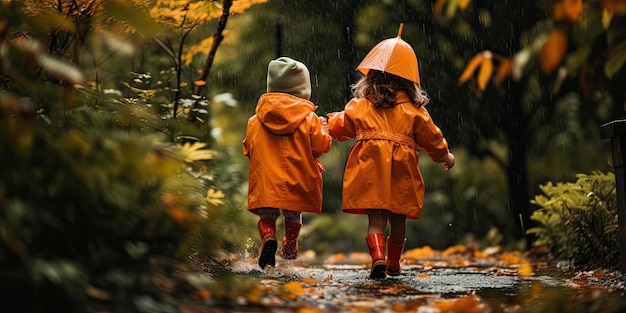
[[327, 25, 455, 278], [243, 57, 332, 270]]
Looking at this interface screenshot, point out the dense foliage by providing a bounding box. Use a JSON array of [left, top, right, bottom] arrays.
[[0, 0, 265, 310], [528, 171, 619, 268]]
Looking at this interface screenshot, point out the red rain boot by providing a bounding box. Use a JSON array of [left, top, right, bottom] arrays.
[[386, 237, 406, 276], [257, 218, 277, 269], [366, 233, 386, 278], [281, 220, 302, 259]]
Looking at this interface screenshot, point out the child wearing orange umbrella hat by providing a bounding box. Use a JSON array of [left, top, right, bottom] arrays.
[[327, 24, 455, 278]]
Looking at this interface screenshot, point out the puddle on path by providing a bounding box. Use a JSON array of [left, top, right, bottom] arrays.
[[221, 253, 625, 312]]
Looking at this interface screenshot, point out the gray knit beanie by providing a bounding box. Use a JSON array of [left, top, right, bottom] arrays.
[[267, 57, 311, 100]]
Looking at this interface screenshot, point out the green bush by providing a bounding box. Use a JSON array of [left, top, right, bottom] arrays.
[[527, 171, 619, 269], [0, 2, 243, 310]]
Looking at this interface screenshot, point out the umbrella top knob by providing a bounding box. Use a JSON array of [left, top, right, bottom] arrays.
[[397, 23, 404, 38]]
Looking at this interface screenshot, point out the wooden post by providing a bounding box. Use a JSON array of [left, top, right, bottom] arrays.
[[601, 119, 626, 272]]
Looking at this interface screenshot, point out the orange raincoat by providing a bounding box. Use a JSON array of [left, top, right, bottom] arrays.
[[243, 93, 332, 214], [328, 92, 449, 219]]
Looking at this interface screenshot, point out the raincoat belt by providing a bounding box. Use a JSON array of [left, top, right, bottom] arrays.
[[356, 130, 417, 149]]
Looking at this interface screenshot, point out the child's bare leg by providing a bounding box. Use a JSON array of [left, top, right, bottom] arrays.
[[388, 213, 406, 244], [367, 209, 388, 234]]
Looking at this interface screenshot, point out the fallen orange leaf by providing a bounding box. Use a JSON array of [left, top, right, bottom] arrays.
[[432, 299, 456, 311], [453, 294, 486, 313], [296, 307, 325, 313], [405, 298, 426, 310], [391, 302, 405, 312], [323, 275, 333, 283], [281, 281, 304, 300], [573, 279, 589, 286], [192, 288, 211, 301], [331, 253, 345, 261], [518, 262, 534, 278], [499, 251, 526, 265], [404, 246, 435, 260], [300, 277, 320, 284], [474, 250, 489, 259], [442, 244, 466, 256]]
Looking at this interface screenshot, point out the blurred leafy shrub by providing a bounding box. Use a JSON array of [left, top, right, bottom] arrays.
[[527, 171, 619, 269], [0, 1, 251, 311]]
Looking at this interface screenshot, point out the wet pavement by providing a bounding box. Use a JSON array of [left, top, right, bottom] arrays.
[[220, 251, 626, 312]]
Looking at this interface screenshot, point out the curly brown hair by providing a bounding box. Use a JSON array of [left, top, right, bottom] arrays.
[[351, 70, 429, 108]]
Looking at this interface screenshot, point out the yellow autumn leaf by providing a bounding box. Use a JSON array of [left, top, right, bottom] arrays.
[[458, 51, 486, 85], [499, 251, 525, 265], [231, 0, 270, 14], [280, 281, 304, 300], [477, 55, 494, 91], [206, 188, 224, 206], [182, 37, 214, 66], [177, 141, 215, 162], [458, 0, 471, 10], [518, 262, 534, 278], [442, 244, 466, 256], [403, 246, 435, 260]]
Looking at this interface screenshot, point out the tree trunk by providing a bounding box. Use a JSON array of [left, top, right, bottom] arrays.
[[506, 79, 531, 243], [338, 0, 363, 104], [503, 0, 541, 246]]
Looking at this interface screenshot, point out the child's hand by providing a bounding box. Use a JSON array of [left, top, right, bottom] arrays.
[[443, 152, 455, 171], [319, 116, 329, 134]]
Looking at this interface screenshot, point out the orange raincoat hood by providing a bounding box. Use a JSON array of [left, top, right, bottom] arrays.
[[255, 93, 317, 135]]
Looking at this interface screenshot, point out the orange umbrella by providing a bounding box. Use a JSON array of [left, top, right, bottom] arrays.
[[357, 23, 421, 85]]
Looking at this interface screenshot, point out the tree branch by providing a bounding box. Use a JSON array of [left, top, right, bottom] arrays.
[[193, 0, 232, 96]]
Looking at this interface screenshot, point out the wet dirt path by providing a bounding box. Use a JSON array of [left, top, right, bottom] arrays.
[[221, 253, 625, 313]]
